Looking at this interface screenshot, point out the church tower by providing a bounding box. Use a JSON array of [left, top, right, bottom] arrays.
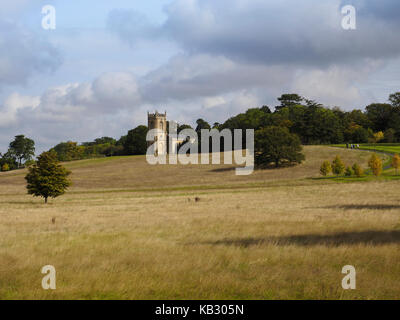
[[148, 111, 167, 156]]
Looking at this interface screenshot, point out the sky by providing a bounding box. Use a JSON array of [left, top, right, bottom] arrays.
[[1, 0, 400, 154]]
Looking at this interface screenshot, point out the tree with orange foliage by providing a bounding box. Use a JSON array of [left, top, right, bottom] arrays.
[[368, 153, 383, 177], [392, 154, 400, 175]]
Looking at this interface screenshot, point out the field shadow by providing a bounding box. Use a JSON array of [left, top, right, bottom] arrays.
[[313, 204, 400, 210], [201, 230, 400, 247], [2, 201, 49, 205], [209, 167, 237, 173]]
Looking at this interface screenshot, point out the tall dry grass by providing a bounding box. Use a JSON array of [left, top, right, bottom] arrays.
[[0, 146, 398, 299]]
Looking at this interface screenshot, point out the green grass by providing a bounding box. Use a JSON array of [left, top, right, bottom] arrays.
[[332, 143, 400, 155], [312, 172, 400, 183]]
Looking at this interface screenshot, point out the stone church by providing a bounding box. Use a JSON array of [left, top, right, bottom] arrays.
[[147, 111, 185, 156], [147, 111, 167, 156]]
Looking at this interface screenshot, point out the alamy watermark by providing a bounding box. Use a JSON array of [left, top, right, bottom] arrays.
[[341, 5, 356, 30], [342, 265, 356, 290], [41, 5, 56, 30], [41, 265, 56, 290], [146, 123, 254, 176]]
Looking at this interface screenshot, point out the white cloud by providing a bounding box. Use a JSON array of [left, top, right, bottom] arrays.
[[0, 93, 40, 127], [0, 19, 62, 91]]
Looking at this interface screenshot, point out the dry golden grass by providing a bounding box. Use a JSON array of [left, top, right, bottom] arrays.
[[0, 146, 399, 299]]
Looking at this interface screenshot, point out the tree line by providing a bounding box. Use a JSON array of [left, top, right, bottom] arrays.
[[1, 91, 399, 171]]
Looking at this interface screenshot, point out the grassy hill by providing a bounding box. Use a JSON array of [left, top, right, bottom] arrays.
[[0, 146, 399, 299], [0, 145, 381, 193]]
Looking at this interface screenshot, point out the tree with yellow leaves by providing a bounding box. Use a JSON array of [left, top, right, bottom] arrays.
[[373, 131, 384, 143], [352, 163, 364, 177], [368, 153, 383, 177], [392, 154, 400, 175], [332, 155, 345, 176], [320, 160, 332, 176]]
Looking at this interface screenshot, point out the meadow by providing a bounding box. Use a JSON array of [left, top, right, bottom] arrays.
[[0, 146, 399, 299]]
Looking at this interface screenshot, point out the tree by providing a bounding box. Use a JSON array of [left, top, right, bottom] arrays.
[[383, 128, 396, 143], [8, 135, 35, 167], [255, 126, 305, 168], [276, 93, 303, 110], [352, 163, 364, 177], [320, 160, 332, 176], [122, 125, 149, 155], [389, 92, 400, 108], [345, 166, 354, 177], [368, 153, 383, 177], [392, 154, 400, 175], [0, 150, 17, 170], [346, 125, 369, 143], [373, 131, 384, 143], [260, 105, 272, 114], [332, 156, 345, 176], [25, 151, 71, 203], [365, 103, 393, 132], [177, 124, 193, 133], [195, 119, 211, 133], [51, 141, 84, 161]]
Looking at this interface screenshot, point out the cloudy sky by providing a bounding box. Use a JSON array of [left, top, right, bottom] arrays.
[[1, 0, 400, 153]]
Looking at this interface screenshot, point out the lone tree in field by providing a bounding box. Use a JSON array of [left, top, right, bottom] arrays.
[[392, 154, 400, 175], [25, 151, 71, 203], [255, 126, 305, 168], [332, 155, 345, 176], [368, 153, 383, 177], [320, 160, 332, 176]]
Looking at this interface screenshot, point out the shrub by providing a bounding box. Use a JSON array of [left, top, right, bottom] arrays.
[[352, 163, 364, 177], [1, 163, 10, 172], [320, 160, 332, 176], [332, 156, 345, 176], [368, 153, 383, 177], [345, 166, 354, 177], [392, 154, 400, 175], [24, 160, 36, 167]]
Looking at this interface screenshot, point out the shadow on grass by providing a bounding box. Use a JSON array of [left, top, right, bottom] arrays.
[[201, 230, 400, 247], [311, 204, 400, 210], [3, 201, 50, 205], [209, 167, 237, 173]]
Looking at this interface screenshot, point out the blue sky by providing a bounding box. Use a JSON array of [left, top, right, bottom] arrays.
[[1, 0, 400, 153]]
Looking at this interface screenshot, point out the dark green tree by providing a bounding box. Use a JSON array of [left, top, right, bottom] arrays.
[[351, 127, 369, 143], [255, 126, 305, 168], [9, 135, 35, 167], [177, 124, 193, 133], [276, 93, 303, 111], [0, 150, 18, 170], [25, 151, 71, 203], [260, 105, 272, 114], [365, 103, 393, 132], [123, 125, 149, 155], [389, 92, 400, 108], [195, 119, 211, 133]]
